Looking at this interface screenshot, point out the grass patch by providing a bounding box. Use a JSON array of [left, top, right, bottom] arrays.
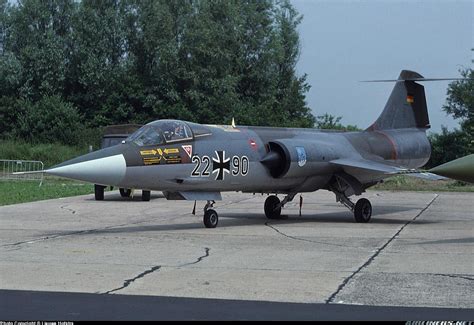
[[372, 175, 474, 192], [0, 178, 96, 206], [0, 140, 93, 168]]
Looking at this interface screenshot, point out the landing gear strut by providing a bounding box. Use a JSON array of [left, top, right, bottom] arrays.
[[94, 184, 105, 201], [203, 200, 218, 228], [264, 193, 295, 219], [333, 190, 372, 223], [142, 190, 151, 201], [119, 188, 131, 198]]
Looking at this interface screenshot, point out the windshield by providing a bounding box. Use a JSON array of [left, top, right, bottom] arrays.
[[160, 121, 192, 141], [127, 126, 165, 146], [127, 120, 193, 146]]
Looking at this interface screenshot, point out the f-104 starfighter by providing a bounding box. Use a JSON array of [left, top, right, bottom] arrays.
[[38, 70, 451, 228]]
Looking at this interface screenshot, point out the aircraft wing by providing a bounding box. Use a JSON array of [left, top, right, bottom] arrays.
[[329, 158, 445, 180]]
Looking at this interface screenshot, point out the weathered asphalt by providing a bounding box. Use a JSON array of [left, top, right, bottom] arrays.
[[1, 190, 473, 320], [1, 289, 473, 321]]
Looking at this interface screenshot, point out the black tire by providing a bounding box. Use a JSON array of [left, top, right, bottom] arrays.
[[354, 198, 372, 223], [142, 190, 151, 201], [203, 209, 218, 228], [119, 188, 131, 198], [94, 184, 105, 201], [264, 195, 282, 219]]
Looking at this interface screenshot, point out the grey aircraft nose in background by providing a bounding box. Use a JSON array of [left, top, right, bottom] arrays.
[[44, 70, 455, 228]]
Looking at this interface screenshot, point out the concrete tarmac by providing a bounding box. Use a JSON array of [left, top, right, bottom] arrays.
[[0, 190, 473, 319]]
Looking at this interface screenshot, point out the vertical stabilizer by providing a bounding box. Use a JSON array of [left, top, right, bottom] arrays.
[[367, 70, 430, 130]]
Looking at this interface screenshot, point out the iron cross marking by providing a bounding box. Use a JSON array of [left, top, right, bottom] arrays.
[[212, 150, 230, 180]]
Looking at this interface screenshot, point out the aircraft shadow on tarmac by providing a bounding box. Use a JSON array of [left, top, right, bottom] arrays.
[[221, 209, 438, 225], [84, 193, 165, 202], [39, 207, 440, 238]]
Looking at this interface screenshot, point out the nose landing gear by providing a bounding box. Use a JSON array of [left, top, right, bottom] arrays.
[[203, 200, 218, 228]]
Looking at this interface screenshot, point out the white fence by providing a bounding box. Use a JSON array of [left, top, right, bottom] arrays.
[[1, 159, 44, 186]]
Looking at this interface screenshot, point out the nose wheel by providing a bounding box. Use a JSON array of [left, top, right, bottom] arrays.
[[203, 200, 218, 228], [203, 209, 219, 228]]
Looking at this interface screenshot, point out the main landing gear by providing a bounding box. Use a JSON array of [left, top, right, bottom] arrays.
[[119, 188, 151, 201], [264, 192, 371, 223], [203, 200, 218, 228], [95, 185, 151, 201], [94, 184, 105, 201], [334, 190, 372, 223], [119, 188, 131, 197], [264, 193, 295, 219]]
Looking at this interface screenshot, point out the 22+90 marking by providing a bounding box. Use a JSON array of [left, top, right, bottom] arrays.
[[191, 154, 249, 179]]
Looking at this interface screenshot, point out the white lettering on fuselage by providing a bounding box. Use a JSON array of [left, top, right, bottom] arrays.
[[191, 150, 248, 180]]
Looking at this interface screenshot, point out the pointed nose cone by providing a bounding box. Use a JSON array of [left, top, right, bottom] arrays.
[[46, 146, 127, 185]]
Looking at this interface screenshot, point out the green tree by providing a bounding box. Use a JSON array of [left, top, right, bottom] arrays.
[[315, 113, 360, 131], [15, 95, 83, 145], [233, 0, 280, 126], [0, 0, 8, 56], [67, 0, 134, 126], [7, 0, 76, 99], [1, 0, 317, 143], [442, 67, 473, 152], [271, 0, 314, 128], [176, 1, 242, 124], [428, 62, 473, 167], [428, 127, 470, 167]]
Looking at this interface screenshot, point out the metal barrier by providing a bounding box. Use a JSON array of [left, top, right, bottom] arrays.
[[0, 159, 44, 186]]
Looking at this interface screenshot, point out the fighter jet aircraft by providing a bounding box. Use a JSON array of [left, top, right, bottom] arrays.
[[27, 70, 464, 228]]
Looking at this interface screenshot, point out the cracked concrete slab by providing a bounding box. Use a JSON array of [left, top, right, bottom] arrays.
[[0, 190, 472, 308], [331, 272, 473, 308]]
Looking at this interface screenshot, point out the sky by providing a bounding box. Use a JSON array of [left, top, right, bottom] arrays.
[[291, 0, 473, 132]]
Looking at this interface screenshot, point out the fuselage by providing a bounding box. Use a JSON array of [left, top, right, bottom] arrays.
[[47, 119, 431, 195]]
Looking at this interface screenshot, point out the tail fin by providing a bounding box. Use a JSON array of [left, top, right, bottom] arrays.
[[367, 70, 430, 131]]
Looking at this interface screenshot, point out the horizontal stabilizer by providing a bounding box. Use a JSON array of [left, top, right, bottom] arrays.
[[330, 158, 407, 174], [362, 78, 471, 83], [330, 158, 445, 180], [399, 171, 447, 181]]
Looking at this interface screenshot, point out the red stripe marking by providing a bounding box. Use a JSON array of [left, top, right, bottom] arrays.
[[375, 130, 398, 160]]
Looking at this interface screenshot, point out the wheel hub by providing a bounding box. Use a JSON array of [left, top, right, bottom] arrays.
[[210, 214, 217, 224]]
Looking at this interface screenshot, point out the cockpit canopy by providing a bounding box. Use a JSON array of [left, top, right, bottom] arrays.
[[127, 120, 207, 146]]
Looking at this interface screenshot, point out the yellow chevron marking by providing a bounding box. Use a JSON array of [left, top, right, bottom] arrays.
[[140, 149, 157, 155], [164, 148, 179, 154]]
